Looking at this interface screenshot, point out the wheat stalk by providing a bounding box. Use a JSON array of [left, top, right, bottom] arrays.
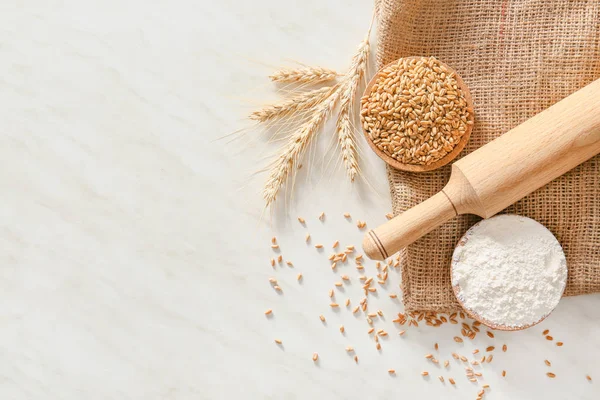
[[263, 88, 342, 206], [250, 86, 336, 123], [259, 10, 375, 207], [269, 66, 340, 85], [335, 22, 372, 182]]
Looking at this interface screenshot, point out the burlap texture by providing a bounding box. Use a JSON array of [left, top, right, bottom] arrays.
[[376, 0, 600, 312]]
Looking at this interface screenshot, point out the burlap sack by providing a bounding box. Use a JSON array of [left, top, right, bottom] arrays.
[[376, 0, 600, 313]]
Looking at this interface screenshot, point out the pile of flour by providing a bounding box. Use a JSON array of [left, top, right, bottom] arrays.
[[452, 215, 567, 328]]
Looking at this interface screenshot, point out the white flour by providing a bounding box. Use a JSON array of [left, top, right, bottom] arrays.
[[452, 215, 567, 328]]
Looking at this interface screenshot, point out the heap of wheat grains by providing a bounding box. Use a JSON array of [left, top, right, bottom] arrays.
[[360, 56, 473, 166]]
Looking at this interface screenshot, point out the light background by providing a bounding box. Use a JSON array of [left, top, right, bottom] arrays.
[[0, 1, 598, 399]]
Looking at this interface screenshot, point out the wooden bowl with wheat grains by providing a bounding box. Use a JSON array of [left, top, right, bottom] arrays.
[[361, 56, 474, 172]]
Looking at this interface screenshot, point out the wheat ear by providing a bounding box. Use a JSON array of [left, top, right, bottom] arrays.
[[335, 30, 371, 181], [263, 88, 342, 206], [335, 93, 358, 181], [269, 66, 340, 85], [250, 86, 336, 123]]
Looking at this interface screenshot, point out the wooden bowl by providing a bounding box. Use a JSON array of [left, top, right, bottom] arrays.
[[450, 215, 568, 331], [361, 56, 474, 172]]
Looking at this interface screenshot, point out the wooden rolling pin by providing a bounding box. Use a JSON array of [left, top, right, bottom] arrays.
[[363, 78, 600, 260]]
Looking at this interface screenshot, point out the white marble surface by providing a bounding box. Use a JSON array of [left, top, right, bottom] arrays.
[[0, 1, 598, 399]]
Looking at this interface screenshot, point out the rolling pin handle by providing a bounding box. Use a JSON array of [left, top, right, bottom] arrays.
[[362, 191, 458, 260]]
